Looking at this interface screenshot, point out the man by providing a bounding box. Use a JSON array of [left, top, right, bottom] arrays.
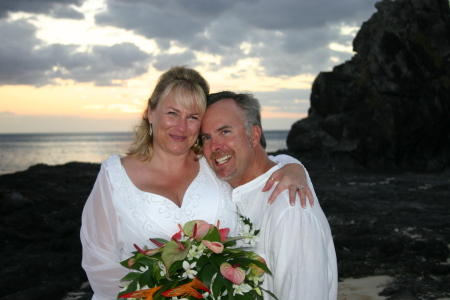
[[201, 91, 338, 299]]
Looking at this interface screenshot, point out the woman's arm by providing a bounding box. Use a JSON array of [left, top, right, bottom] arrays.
[[80, 165, 127, 300], [266, 154, 314, 208]]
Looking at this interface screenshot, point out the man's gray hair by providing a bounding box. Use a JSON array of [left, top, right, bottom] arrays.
[[207, 91, 267, 149]]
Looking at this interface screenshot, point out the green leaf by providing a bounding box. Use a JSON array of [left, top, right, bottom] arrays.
[[261, 287, 280, 300], [161, 239, 191, 272], [138, 268, 151, 287], [208, 253, 227, 268], [203, 226, 221, 242], [118, 279, 138, 297], [168, 260, 183, 275], [211, 273, 229, 298], [120, 272, 141, 281], [135, 256, 159, 269], [197, 261, 218, 287], [195, 254, 211, 269]]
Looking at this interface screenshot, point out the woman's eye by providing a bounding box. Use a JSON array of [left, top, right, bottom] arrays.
[[189, 116, 199, 120], [168, 111, 177, 116]]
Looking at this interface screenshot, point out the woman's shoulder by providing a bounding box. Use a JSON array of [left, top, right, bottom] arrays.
[[102, 154, 122, 169]]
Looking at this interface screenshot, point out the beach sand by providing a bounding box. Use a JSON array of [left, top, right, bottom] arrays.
[[338, 275, 392, 300]]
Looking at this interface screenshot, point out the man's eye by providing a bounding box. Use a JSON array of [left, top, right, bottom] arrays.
[[202, 135, 210, 141]]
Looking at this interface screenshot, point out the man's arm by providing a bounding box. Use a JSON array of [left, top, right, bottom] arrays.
[[267, 205, 334, 299], [266, 154, 314, 207]]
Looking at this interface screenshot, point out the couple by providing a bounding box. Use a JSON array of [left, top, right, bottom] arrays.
[[80, 66, 337, 299]]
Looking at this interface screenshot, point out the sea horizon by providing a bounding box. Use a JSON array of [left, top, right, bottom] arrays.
[[0, 130, 290, 175]]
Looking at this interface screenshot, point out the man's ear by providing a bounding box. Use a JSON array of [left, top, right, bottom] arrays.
[[251, 125, 261, 148]]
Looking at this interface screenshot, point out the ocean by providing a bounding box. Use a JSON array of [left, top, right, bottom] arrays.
[[0, 131, 289, 175]]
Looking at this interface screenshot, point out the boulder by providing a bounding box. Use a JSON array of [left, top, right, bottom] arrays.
[[287, 0, 450, 171]]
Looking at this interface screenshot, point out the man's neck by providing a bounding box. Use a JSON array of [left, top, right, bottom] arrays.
[[228, 146, 276, 188]]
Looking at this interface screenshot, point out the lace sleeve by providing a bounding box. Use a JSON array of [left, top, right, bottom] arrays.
[[80, 164, 127, 300]]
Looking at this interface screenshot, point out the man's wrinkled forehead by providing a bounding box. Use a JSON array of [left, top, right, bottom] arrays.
[[201, 100, 234, 132]]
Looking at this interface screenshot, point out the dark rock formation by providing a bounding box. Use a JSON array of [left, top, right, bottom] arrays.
[[0, 162, 99, 300], [1, 160, 450, 299], [287, 0, 450, 171]]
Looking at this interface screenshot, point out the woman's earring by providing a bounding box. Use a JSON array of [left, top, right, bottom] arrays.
[[149, 123, 153, 137]]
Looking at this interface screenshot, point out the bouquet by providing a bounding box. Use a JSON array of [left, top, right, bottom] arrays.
[[118, 216, 278, 299]]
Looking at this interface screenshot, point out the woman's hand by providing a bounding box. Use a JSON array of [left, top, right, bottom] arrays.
[[262, 163, 314, 208]]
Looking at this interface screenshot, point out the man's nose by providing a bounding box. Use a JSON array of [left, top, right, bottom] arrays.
[[210, 137, 223, 152]]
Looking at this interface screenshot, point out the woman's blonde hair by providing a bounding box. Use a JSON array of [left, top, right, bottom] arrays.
[[127, 66, 209, 161]]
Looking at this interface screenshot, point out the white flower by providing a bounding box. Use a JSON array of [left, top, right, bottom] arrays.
[[158, 261, 166, 277], [241, 224, 259, 246], [182, 260, 197, 279], [119, 281, 130, 291], [232, 282, 252, 295], [187, 243, 205, 260], [248, 273, 264, 286], [139, 265, 149, 272]]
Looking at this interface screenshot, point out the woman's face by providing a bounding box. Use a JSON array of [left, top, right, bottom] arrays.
[[148, 91, 203, 156]]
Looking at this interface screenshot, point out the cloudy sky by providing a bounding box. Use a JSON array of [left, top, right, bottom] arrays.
[[0, 0, 379, 133]]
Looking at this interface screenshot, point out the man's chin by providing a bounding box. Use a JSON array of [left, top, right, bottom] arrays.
[[216, 169, 237, 182]]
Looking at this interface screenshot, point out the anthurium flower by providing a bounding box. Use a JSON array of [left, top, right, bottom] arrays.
[[172, 224, 184, 240], [134, 243, 162, 257], [216, 220, 230, 241], [127, 258, 136, 268], [161, 239, 191, 274], [183, 220, 212, 240], [220, 262, 246, 285], [249, 262, 265, 276], [119, 285, 162, 299], [246, 252, 266, 264], [161, 278, 210, 299], [202, 240, 224, 254], [218, 228, 230, 241]]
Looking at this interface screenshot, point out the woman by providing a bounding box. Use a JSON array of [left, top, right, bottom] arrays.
[[80, 66, 310, 300]]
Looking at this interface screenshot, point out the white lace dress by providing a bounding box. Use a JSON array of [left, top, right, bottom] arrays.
[[80, 155, 238, 300]]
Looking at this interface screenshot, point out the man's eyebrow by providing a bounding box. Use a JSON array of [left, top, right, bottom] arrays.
[[216, 125, 231, 132]]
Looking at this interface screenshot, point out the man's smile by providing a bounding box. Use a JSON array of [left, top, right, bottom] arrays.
[[215, 154, 232, 165]]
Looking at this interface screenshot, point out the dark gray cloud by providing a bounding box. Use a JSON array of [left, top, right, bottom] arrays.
[[0, 0, 84, 19], [94, 0, 377, 77], [0, 19, 152, 86], [0, 0, 379, 87]]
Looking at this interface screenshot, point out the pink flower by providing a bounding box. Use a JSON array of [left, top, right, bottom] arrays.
[[202, 240, 224, 254], [220, 262, 246, 285], [184, 220, 212, 240]]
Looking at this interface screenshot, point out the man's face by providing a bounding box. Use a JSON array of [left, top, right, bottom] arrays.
[[201, 99, 255, 187]]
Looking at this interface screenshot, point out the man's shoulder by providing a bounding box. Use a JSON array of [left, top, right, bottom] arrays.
[[269, 187, 331, 229]]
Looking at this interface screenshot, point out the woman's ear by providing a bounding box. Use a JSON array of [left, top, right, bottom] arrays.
[[147, 107, 153, 123]]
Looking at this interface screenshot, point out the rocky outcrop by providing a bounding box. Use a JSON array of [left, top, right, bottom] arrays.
[[1, 161, 449, 299], [287, 0, 450, 171]]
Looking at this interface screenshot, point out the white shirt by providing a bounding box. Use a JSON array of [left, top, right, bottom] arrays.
[[80, 155, 238, 300], [232, 163, 338, 300]]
